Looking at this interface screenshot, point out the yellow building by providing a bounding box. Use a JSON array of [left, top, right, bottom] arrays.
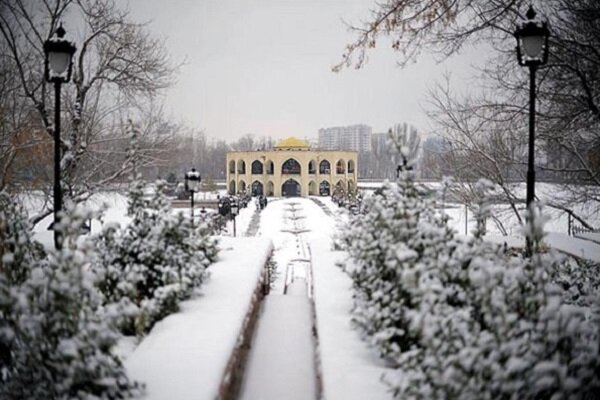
[[226, 137, 358, 197]]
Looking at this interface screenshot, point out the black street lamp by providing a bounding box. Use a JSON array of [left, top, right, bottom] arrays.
[[230, 200, 239, 237], [184, 168, 201, 226], [44, 24, 76, 250], [515, 6, 550, 255]]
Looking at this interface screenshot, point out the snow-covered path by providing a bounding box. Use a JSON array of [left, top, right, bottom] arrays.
[[239, 288, 317, 400], [239, 199, 320, 400]]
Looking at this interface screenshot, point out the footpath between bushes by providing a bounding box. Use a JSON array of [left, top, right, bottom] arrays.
[[126, 197, 396, 400]]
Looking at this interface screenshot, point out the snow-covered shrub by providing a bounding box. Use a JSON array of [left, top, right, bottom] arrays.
[[551, 256, 600, 307], [0, 191, 44, 388], [342, 174, 600, 399], [0, 192, 45, 285], [338, 168, 456, 360], [387, 200, 600, 399], [0, 205, 141, 399], [94, 178, 218, 335], [94, 121, 218, 335]]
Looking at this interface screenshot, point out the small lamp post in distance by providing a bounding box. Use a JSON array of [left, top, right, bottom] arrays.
[[185, 168, 201, 227], [514, 5, 550, 256], [230, 200, 239, 237], [44, 24, 76, 250]]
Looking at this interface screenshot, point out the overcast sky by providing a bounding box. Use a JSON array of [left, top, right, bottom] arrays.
[[123, 0, 477, 143]]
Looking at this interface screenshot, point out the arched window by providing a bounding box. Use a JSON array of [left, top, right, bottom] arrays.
[[281, 158, 301, 174], [266, 160, 274, 175], [308, 181, 317, 195], [319, 181, 330, 196], [237, 160, 246, 174], [251, 160, 263, 174], [267, 181, 274, 196], [229, 180, 236, 194], [229, 160, 236, 174], [238, 180, 246, 193], [336, 160, 345, 174], [308, 160, 316, 174], [347, 160, 355, 173], [319, 160, 330, 174]]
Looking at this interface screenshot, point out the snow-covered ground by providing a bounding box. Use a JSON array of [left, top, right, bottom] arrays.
[[312, 240, 394, 400], [358, 180, 599, 235], [249, 197, 393, 399], [354, 182, 600, 262], [125, 236, 273, 400], [19, 188, 599, 399], [240, 199, 318, 399], [240, 289, 317, 400]]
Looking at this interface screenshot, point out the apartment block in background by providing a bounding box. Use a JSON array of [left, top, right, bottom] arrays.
[[318, 124, 372, 152]]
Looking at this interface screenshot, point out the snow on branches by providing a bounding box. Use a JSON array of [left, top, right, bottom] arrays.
[[0, 197, 141, 399], [339, 174, 600, 399], [94, 169, 218, 335]]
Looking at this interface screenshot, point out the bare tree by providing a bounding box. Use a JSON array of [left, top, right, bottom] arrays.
[[0, 0, 176, 223], [337, 0, 600, 228]]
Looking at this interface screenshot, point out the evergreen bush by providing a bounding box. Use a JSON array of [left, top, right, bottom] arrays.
[[341, 176, 600, 399], [93, 122, 218, 335], [0, 200, 141, 399]]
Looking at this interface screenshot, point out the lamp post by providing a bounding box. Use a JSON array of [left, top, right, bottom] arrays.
[[184, 168, 201, 226], [515, 5, 550, 256], [44, 24, 76, 250], [230, 200, 239, 237]]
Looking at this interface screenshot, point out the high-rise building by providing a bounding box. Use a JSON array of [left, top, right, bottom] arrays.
[[318, 124, 372, 152], [371, 132, 390, 154]]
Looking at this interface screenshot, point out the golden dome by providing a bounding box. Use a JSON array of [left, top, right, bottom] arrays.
[[274, 137, 309, 149]]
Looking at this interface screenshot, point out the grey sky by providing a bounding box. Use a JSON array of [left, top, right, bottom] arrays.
[[125, 0, 476, 142]]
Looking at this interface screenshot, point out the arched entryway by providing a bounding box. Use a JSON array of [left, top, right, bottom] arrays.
[[252, 181, 264, 196], [239, 180, 247, 193], [308, 181, 317, 195], [319, 181, 330, 196], [282, 179, 301, 197], [266, 181, 274, 196], [229, 180, 236, 195]]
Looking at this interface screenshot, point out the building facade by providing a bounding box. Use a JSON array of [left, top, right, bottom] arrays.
[[226, 137, 358, 197], [318, 124, 372, 153]]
